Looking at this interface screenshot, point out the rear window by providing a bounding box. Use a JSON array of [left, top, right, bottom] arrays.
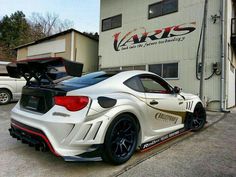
[[124, 76, 145, 92], [61, 71, 116, 88]]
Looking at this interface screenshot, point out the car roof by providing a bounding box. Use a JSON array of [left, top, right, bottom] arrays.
[[0, 61, 10, 65]]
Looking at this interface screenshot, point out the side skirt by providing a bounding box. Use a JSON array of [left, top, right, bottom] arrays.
[[140, 128, 191, 152]]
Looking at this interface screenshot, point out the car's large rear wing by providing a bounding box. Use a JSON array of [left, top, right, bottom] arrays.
[[6, 57, 83, 85]]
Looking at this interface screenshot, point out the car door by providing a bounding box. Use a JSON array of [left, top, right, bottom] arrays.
[[139, 74, 185, 136]]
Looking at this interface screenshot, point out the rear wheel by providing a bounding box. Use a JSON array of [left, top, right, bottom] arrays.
[[191, 103, 206, 131], [0, 89, 11, 105], [102, 114, 138, 165]]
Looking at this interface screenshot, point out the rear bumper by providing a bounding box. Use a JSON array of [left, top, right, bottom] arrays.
[[9, 119, 103, 161], [9, 119, 60, 156], [9, 102, 110, 161]]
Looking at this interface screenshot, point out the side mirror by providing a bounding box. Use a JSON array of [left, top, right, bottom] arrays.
[[173, 86, 181, 94]]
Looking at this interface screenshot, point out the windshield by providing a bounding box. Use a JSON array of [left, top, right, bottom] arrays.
[[61, 71, 116, 88]]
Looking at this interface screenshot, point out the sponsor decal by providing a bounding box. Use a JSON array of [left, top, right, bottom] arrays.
[[155, 112, 178, 124], [113, 22, 196, 51], [141, 128, 186, 149]]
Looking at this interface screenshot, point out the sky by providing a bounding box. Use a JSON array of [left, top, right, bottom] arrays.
[[0, 0, 100, 33]]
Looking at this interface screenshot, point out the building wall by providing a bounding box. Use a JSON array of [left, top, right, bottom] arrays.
[[226, 0, 236, 108], [17, 33, 72, 60], [75, 33, 98, 73], [52, 33, 72, 59], [16, 48, 28, 60], [16, 31, 99, 73], [99, 0, 235, 109]]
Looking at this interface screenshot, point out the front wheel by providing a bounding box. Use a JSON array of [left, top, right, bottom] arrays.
[[102, 114, 138, 165], [191, 103, 206, 131]]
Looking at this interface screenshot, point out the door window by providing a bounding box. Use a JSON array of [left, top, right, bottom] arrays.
[[140, 75, 171, 94]]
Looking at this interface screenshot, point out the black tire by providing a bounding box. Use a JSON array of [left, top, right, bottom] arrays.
[[102, 114, 138, 165], [191, 103, 206, 132], [0, 89, 11, 105]]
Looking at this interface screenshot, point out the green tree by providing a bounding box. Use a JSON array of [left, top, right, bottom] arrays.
[[83, 32, 99, 40], [0, 11, 73, 61], [0, 11, 31, 60]]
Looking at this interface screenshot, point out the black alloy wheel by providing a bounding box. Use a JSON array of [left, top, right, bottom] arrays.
[[191, 103, 206, 131], [102, 114, 138, 165]]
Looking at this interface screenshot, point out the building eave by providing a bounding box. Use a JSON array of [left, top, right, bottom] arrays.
[[14, 28, 98, 50]]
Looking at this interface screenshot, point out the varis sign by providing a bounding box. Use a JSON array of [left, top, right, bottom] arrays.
[[113, 22, 196, 51]]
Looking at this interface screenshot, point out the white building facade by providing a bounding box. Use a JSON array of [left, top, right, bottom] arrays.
[[99, 0, 236, 110]]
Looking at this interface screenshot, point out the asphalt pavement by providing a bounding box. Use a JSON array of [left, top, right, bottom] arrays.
[[119, 110, 236, 177], [0, 103, 235, 177]]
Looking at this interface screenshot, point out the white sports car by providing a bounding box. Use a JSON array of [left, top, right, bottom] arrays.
[[7, 58, 206, 165]]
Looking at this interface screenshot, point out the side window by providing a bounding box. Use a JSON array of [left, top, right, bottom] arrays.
[[140, 76, 171, 94], [124, 76, 145, 92]]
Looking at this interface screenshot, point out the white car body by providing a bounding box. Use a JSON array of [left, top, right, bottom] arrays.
[[9, 70, 206, 164]]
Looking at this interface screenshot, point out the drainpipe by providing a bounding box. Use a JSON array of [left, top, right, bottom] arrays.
[[199, 0, 208, 104], [70, 30, 75, 61], [220, 0, 230, 112]]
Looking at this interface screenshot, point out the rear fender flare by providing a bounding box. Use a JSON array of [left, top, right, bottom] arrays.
[[99, 104, 145, 147]]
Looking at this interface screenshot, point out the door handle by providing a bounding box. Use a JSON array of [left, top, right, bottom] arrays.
[[150, 100, 158, 105]]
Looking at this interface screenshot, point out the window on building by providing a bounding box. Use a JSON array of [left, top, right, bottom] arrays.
[[149, 63, 178, 79], [148, 0, 178, 19], [163, 63, 178, 78], [134, 65, 146, 70], [149, 64, 162, 76], [102, 14, 122, 32]]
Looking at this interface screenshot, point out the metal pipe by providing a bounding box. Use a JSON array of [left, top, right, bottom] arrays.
[[220, 0, 230, 112], [199, 0, 208, 103], [70, 30, 75, 61]]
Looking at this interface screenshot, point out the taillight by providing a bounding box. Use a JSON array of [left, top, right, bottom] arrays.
[[54, 96, 89, 111]]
